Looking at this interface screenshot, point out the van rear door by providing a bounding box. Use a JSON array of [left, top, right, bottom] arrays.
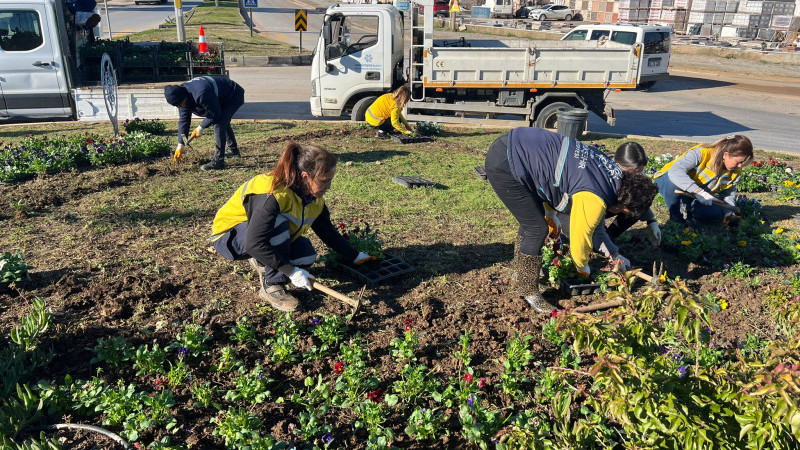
[[0, 2, 71, 119], [640, 30, 671, 83]]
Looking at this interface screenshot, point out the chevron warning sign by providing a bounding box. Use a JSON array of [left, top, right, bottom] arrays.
[[295, 9, 307, 32]]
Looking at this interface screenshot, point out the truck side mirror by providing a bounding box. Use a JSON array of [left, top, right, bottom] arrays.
[[323, 22, 332, 46]]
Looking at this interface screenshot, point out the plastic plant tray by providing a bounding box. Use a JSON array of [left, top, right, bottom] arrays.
[[475, 166, 487, 180], [392, 176, 436, 188], [340, 252, 415, 284], [561, 279, 603, 296], [391, 135, 432, 144]]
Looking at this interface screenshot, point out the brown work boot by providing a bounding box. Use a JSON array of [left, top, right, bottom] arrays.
[[248, 257, 265, 288], [259, 284, 299, 312], [515, 252, 554, 314]]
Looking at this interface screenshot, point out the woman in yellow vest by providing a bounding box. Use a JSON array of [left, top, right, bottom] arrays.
[[654, 135, 753, 225], [210, 141, 374, 312], [366, 86, 414, 139]]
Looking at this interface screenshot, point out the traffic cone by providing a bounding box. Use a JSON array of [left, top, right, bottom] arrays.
[[198, 26, 209, 54]]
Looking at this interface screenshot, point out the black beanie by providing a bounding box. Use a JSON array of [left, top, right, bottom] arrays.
[[164, 85, 189, 106]]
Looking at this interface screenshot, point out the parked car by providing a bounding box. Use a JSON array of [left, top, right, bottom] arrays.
[[528, 4, 573, 20], [426, 0, 450, 16]]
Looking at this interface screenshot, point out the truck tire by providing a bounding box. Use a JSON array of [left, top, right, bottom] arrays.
[[534, 102, 571, 129], [351, 96, 377, 122]]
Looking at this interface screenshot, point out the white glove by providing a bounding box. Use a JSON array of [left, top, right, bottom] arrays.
[[610, 253, 630, 272], [544, 208, 562, 238], [646, 222, 661, 246], [353, 252, 376, 265], [289, 267, 314, 291], [190, 125, 204, 140], [576, 264, 591, 278], [695, 190, 716, 206]]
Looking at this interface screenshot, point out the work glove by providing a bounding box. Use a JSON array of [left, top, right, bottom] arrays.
[[544, 208, 562, 239], [173, 143, 184, 162], [610, 253, 631, 272], [695, 190, 716, 206], [576, 264, 591, 278], [353, 252, 377, 265], [646, 221, 661, 246], [190, 126, 204, 140], [289, 267, 315, 291]]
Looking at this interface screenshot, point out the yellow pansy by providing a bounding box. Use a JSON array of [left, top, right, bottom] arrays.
[[738, 241, 747, 246], [719, 299, 729, 310], [691, 233, 698, 238], [785, 180, 796, 187], [775, 228, 784, 234], [660, 271, 667, 283], [681, 240, 692, 246]]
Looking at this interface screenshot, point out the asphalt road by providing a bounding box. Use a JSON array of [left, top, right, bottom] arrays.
[[229, 65, 800, 153], [249, 0, 324, 50], [99, 0, 202, 37]]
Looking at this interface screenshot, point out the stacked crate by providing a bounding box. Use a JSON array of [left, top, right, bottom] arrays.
[[618, 0, 651, 23], [688, 0, 741, 35], [718, 0, 798, 39], [648, 0, 689, 28]]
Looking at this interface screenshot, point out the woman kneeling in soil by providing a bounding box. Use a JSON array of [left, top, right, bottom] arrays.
[[654, 135, 753, 226], [549, 142, 662, 272], [485, 127, 658, 313], [210, 141, 374, 312], [366, 86, 414, 139]]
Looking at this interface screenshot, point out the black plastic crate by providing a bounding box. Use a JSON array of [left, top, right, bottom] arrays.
[[475, 166, 487, 180], [339, 252, 414, 284], [392, 176, 436, 188], [561, 279, 603, 296], [391, 135, 432, 144]]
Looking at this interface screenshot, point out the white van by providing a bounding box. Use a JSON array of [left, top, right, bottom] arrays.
[[482, 0, 514, 18], [562, 23, 671, 88]]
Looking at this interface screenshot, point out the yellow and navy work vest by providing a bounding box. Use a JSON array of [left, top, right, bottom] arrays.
[[211, 174, 325, 242], [654, 145, 740, 194], [365, 93, 398, 126]]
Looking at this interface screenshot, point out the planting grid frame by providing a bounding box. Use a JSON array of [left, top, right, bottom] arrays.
[[561, 279, 604, 296], [339, 252, 415, 284], [391, 135, 433, 144], [392, 176, 437, 188]]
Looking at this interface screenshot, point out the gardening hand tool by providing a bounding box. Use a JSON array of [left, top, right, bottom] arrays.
[[353, 252, 377, 265], [675, 189, 740, 213], [646, 222, 661, 246], [544, 207, 562, 239], [576, 264, 590, 278], [190, 125, 204, 140], [289, 267, 315, 290], [173, 143, 185, 162], [309, 280, 366, 321], [571, 262, 665, 314]]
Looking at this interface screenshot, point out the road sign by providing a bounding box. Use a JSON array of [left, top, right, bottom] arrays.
[[449, 0, 460, 12], [244, 0, 257, 8], [295, 9, 307, 31], [396, 1, 410, 10]]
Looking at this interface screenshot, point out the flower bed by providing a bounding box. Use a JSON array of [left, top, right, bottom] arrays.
[[0, 132, 170, 183]]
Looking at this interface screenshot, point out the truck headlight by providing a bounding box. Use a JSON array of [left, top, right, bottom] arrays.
[[311, 80, 317, 97]]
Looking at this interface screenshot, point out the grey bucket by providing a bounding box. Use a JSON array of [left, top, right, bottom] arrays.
[[556, 108, 589, 139]]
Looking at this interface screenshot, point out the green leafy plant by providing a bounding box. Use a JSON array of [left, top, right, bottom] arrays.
[[404, 406, 447, 441], [168, 321, 211, 357], [415, 121, 444, 136], [190, 381, 219, 410], [321, 221, 384, 265], [227, 316, 258, 347], [90, 335, 134, 369], [307, 314, 347, 359], [500, 332, 533, 400], [133, 342, 166, 377], [123, 118, 167, 135], [0, 252, 31, 285], [267, 313, 300, 364], [224, 362, 271, 404]]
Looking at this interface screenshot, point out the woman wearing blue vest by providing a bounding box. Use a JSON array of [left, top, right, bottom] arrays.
[[210, 141, 374, 312], [485, 127, 658, 313], [653, 135, 753, 225]]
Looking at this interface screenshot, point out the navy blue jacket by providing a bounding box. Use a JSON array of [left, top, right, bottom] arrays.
[[507, 127, 622, 213], [177, 76, 241, 143]]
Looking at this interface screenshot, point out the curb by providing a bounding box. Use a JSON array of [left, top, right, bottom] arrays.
[[225, 54, 312, 67]]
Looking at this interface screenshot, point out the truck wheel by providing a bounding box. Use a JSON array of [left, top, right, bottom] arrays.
[[534, 102, 571, 129], [351, 96, 378, 122]]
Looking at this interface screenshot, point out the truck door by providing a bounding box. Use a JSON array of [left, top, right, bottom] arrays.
[[0, 4, 71, 118], [317, 12, 384, 115]]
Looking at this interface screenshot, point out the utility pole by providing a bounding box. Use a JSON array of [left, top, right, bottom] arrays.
[[175, 0, 185, 42]]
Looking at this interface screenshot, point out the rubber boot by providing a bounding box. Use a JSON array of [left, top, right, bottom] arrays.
[[515, 252, 554, 314]]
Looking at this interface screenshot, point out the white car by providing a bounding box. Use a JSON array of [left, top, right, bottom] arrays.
[[528, 4, 574, 21]]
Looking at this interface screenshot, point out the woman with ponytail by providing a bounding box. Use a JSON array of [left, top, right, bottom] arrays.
[[210, 141, 374, 312]]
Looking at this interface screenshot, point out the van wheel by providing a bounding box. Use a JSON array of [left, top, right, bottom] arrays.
[[534, 102, 571, 129], [564, 14, 572, 20], [538, 14, 546, 20], [351, 96, 378, 122]]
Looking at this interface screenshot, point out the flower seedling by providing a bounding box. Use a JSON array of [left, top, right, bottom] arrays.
[[133, 342, 166, 377], [91, 335, 134, 369], [225, 362, 271, 405], [0, 252, 31, 285], [267, 312, 300, 363], [227, 316, 258, 347]]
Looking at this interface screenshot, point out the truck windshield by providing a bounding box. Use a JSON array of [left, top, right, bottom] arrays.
[[325, 15, 379, 60], [643, 31, 670, 54], [0, 10, 44, 51]]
